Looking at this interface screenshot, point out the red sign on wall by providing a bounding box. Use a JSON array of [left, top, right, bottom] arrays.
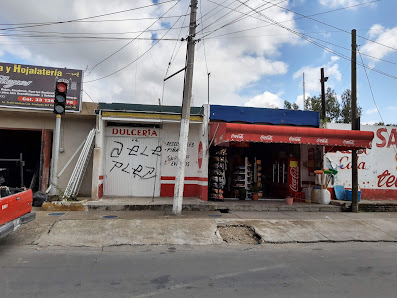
[[287, 158, 300, 195]]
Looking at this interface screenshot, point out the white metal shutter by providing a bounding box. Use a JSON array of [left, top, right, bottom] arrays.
[[104, 137, 162, 197]]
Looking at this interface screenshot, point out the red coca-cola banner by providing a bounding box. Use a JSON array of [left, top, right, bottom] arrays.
[[209, 123, 374, 149]]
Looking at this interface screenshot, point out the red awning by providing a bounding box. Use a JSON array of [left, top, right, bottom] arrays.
[[209, 123, 374, 149]]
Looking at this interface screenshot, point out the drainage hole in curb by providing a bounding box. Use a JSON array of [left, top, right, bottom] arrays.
[[103, 215, 118, 219], [217, 225, 261, 244], [217, 209, 230, 213], [48, 213, 65, 216]]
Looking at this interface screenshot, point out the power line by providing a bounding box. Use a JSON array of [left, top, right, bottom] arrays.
[[269, 0, 397, 53], [0, 15, 188, 27], [358, 49, 397, 155], [198, 0, 378, 39], [0, 26, 189, 36], [84, 3, 184, 84], [0, 0, 178, 31], [161, 2, 191, 105], [198, 0, 285, 36], [86, 1, 180, 76], [231, 0, 397, 81]]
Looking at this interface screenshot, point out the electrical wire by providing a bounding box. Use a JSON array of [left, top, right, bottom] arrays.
[[358, 49, 397, 155], [203, 0, 397, 81], [198, 0, 284, 36], [84, 3, 184, 84], [269, 0, 397, 53], [83, 90, 96, 102], [200, 0, 210, 104], [0, 0, 178, 31], [198, 0, 377, 39], [161, 3, 190, 106], [86, 1, 180, 76]]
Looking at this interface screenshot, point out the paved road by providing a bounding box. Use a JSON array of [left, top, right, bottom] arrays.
[[1, 242, 396, 297]]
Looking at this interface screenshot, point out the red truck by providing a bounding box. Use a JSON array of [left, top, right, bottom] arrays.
[[0, 188, 35, 240]]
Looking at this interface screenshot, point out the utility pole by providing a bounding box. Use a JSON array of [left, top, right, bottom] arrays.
[[207, 72, 211, 104], [49, 114, 61, 196], [351, 29, 359, 212], [173, 0, 198, 215], [303, 72, 305, 110], [320, 68, 328, 122]]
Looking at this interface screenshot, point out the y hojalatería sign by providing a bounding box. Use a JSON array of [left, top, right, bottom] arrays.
[[0, 62, 82, 112]]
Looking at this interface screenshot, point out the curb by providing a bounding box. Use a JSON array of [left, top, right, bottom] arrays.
[[86, 203, 342, 212], [330, 200, 397, 212], [42, 200, 88, 212]]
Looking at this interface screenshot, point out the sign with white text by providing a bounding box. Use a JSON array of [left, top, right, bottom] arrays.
[[0, 62, 82, 112]]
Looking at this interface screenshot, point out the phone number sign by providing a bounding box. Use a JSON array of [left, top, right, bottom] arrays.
[[0, 62, 82, 112]]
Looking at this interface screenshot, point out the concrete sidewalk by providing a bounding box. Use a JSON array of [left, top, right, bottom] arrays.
[[2, 210, 397, 248], [85, 197, 342, 212]]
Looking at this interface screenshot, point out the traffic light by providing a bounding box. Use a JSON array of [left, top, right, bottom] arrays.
[[54, 81, 68, 114]]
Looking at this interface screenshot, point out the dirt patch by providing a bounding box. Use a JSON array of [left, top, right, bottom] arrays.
[[218, 225, 261, 244]]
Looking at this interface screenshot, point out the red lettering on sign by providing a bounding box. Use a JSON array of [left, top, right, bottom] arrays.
[[339, 155, 366, 170], [143, 130, 147, 137], [152, 130, 158, 137], [112, 128, 118, 135], [386, 175, 396, 187], [376, 128, 387, 148], [378, 170, 391, 187], [387, 129, 397, 148]]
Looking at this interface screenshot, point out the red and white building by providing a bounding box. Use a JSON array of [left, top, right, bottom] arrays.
[[91, 103, 209, 200], [326, 123, 397, 200]]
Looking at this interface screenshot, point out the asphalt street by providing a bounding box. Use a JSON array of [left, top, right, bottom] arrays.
[[1, 242, 397, 298]]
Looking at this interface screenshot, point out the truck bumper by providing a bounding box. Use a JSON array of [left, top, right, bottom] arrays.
[[0, 212, 36, 240]]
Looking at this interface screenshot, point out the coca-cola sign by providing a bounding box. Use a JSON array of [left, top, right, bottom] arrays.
[[231, 133, 244, 139], [260, 135, 273, 142], [289, 165, 300, 193], [343, 140, 355, 146], [317, 138, 328, 145], [289, 136, 301, 143]]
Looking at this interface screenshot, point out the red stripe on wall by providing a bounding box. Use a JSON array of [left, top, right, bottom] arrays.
[[161, 176, 208, 182], [360, 189, 397, 200], [99, 175, 104, 180], [160, 184, 208, 201]]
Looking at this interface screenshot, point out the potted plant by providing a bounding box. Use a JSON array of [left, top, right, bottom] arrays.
[[251, 184, 260, 201]]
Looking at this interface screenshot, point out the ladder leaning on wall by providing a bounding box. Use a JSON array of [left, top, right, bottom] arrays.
[[63, 128, 95, 200]]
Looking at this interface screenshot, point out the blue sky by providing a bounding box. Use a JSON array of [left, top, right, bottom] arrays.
[[0, 0, 396, 124]]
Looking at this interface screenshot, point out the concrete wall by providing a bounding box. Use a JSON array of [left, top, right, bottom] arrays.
[[0, 102, 97, 197]]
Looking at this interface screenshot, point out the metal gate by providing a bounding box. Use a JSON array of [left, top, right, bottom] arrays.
[[104, 137, 162, 197]]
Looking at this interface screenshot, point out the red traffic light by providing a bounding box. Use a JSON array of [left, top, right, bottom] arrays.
[[57, 82, 67, 93]]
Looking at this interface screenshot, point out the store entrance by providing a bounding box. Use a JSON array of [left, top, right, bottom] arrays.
[[209, 142, 300, 201], [0, 129, 46, 191]]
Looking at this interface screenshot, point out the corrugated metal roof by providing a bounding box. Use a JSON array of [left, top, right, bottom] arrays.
[[98, 102, 204, 116]]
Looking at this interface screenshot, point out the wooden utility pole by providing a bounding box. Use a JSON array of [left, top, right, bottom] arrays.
[[173, 0, 198, 215], [303, 73, 306, 110], [351, 29, 359, 212], [320, 68, 327, 122]]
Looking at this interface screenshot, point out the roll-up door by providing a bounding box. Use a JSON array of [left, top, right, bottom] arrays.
[[104, 137, 162, 197]]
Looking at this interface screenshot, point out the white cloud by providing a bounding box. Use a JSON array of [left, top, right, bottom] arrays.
[[293, 59, 342, 94], [0, 0, 299, 107], [295, 93, 311, 109], [244, 91, 284, 109], [318, 0, 360, 8], [361, 25, 397, 64], [365, 107, 378, 115]]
